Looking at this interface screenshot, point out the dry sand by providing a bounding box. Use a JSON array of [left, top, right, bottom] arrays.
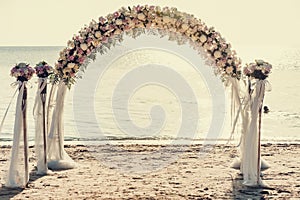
[[0, 143, 299, 199]]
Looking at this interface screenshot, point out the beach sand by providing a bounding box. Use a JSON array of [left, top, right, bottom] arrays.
[[0, 143, 299, 199]]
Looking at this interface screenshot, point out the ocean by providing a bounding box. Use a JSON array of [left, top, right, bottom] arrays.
[[0, 42, 299, 145]]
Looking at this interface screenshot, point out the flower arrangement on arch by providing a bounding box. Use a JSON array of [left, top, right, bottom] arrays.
[[55, 5, 242, 87], [35, 61, 54, 78], [10, 63, 35, 82], [244, 60, 272, 80]]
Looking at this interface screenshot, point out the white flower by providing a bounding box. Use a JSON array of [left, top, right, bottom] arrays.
[[181, 23, 189, 31], [264, 65, 272, 72], [64, 67, 72, 73], [67, 63, 75, 69], [95, 31, 102, 38], [73, 64, 79, 71], [80, 43, 88, 51], [137, 13, 146, 21], [92, 40, 100, 47], [214, 51, 222, 59], [115, 19, 123, 26], [114, 29, 122, 35], [225, 48, 231, 55], [199, 34, 207, 43], [226, 66, 234, 74], [67, 40, 75, 48], [203, 43, 210, 50], [18, 63, 27, 68], [256, 59, 264, 65], [163, 16, 171, 23], [128, 20, 135, 27], [191, 35, 197, 42], [93, 24, 99, 30]]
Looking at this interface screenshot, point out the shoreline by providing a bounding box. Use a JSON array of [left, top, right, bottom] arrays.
[[1, 143, 300, 199], [1, 138, 300, 147]]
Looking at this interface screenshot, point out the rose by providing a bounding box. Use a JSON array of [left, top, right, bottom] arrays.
[[191, 35, 197, 42], [114, 29, 122, 35], [67, 63, 75, 69], [92, 40, 100, 47], [255, 59, 264, 65], [113, 11, 120, 18], [115, 19, 123, 26], [163, 16, 171, 24], [68, 55, 75, 61], [226, 66, 234, 74], [93, 23, 99, 30], [99, 16, 106, 24], [77, 57, 85, 64], [80, 43, 88, 51], [67, 40, 75, 49], [137, 13, 146, 21], [128, 20, 135, 28], [73, 64, 79, 71], [203, 43, 210, 51], [263, 65, 272, 74], [199, 34, 207, 43], [243, 67, 252, 75], [181, 23, 189, 32], [95, 31, 102, 38], [214, 51, 222, 59]]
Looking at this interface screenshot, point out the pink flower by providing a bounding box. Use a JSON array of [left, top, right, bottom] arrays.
[[11, 63, 35, 80], [77, 48, 84, 55], [135, 5, 142, 12], [68, 56, 75, 61], [79, 57, 85, 64], [99, 17, 106, 24], [102, 36, 108, 43], [86, 49, 91, 55], [243, 67, 251, 75], [113, 12, 120, 18]]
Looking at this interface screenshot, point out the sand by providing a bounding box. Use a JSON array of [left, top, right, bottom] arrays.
[[0, 143, 299, 199]]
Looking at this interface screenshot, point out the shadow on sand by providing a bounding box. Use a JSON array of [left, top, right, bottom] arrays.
[[231, 174, 275, 200], [0, 169, 44, 200]]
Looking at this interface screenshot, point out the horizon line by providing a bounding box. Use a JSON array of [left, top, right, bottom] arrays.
[[0, 45, 65, 47]]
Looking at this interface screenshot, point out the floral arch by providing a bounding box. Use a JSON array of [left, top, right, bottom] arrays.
[[54, 5, 242, 87], [5, 5, 275, 189], [47, 5, 243, 171]]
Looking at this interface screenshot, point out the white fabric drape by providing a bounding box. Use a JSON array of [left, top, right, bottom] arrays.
[[226, 77, 243, 142], [47, 81, 75, 170], [33, 78, 48, 175], [241, 80, 267, 186], [47, 83, 58, 135], [6, 82, 29, 188], [0, 87, 19, 134]]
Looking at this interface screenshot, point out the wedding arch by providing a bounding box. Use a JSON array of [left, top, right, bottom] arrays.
[[54, 5, 242, 86], [46, 5, 243, 169], [5, 4, 273, 189]]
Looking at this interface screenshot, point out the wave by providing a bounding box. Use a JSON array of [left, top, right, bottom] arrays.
[[1, 136, 299, 144]]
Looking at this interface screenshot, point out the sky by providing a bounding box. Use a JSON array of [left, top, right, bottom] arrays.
[[0, 0, 300, 47]]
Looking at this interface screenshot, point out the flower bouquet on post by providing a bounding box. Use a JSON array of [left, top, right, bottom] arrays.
[[241, 59, 272, 187], [34, 61, 54, 175], [244, 59, 272, 93], [7, 63, 34, 188]]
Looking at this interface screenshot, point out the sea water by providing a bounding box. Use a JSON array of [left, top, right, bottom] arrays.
[[0, 43, 299, 145]]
